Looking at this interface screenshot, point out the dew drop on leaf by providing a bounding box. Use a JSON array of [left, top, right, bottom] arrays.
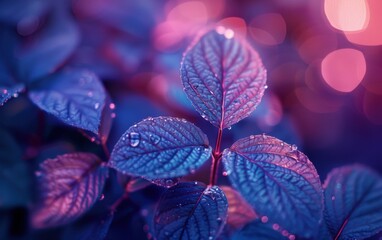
[[129, 132, 140, 147], [150, 134, 161, 145]]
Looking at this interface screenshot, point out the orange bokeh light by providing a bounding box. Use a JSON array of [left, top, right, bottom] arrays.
[[321, 48, 366, 93]]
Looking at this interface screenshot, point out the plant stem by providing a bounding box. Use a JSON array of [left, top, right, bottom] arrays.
[[102, 141, 110, 160], [209, 127, 223, 186]]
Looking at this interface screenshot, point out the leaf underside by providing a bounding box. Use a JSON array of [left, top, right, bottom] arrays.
[[181, 28, 267, 129], [32, 152, 108, 228], [154, 182, 228, 240], [231, 220, 288, 240], [222, 134, 323, 238], [323, 165, 382, 240], [109, 116, 212, 179]]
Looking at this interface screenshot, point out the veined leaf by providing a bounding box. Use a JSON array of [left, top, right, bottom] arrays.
[[220, 186, 256, 230], [32, 153, 108, 228], [323, 165, 382, 240], [109, 116, 211, 179], [231, 220, 288, 240], [222, 135, 323, 238], [154, 182, 228, 240], [181, 28, 267, 129], [18, 1, 79, 82], [29, 69, 106, 134]]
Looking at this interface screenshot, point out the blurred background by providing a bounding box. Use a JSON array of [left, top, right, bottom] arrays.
[[1, 0, 382, 239]]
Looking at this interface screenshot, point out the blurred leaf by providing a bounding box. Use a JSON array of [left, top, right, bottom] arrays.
[[181, 28, 267, 129], [109, 116, 211, 179], [32, 152, 108, 228], [18, 2, 79, 82], [222, 135, 323, 238], [29, 69, 106, 134], [154, 182, 228, 239], [323, 165, 382, 240], [0, 128, 30, 207], [220, 186, 256, 230], [62, 212, 114, 240], [0, 0, 49, 25]]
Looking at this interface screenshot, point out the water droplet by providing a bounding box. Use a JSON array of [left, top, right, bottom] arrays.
[[87, 91, 93, 97], [261, 133, 267, 139], [217, 217, 222, 223], [111, 113, 116, 118], [264, 85, 269, 89], [228, 126, 232, 130], [109, 103, 116, 110], [272, 224, 280, 230], [12, 93, 18, 98], [222, 171, 228, 176], [331, 196, 336, 200], [194, 181, 198, 185], [181, 118, 187, 123], [189, 168, 196, 174], [288, 234, 295, 240], [130, 132, 140, 147], [291, 144, 298, 151], [261, 216, 268, 223], [150, 134, 161, 145], [208, 236, 213, 240], [35, 171, 42, 177], [90, 137, 96, 142], [3, 89, 8, 94], [250, 135, 255, 139], [99, 194, 105, 200], [94, 102, 100, 109]]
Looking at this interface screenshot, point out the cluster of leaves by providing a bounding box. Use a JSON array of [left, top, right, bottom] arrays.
[[1, 4, 382, 239]]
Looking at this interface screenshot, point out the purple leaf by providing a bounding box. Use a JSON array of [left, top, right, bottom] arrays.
[[18, 2, 79, 82], [29, 69, 106, 134], [220, 186, 257, 230], [32, 153, 108, 228], [154, 182, 228, 240], [181, 28, 267, 129], [109, 116, 211, 179], [323, 165, 382, 240], [222, 135, 323, 238]]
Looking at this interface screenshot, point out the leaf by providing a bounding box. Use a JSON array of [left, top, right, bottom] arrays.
[[0, 84, 24, 106], [180, 28, 267, 129], [0, 128, 31, 207], [109, 116, 211, 179], [32, 152, 108, 228], [29, 69, 106, 134], [231, 220, 288, 240], [220, 186, 256, 230], [18, 2, 79, 82], [154, 182, 228, 240], [63, 212, 114, 240], [323, 165, 382, 240], [222, 134, 323, 238]]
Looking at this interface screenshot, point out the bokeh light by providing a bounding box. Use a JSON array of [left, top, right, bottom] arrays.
[[324, 0, 369, 32], [249, 13, 286, 46], [321, 48, 366, 93]]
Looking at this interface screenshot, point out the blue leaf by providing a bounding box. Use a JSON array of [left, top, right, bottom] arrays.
[[109, 116, 212, 179], [63, 212, 114, 240], [220, 186, 256, 230], [0, 83, 24, 106], [18, 2, 79, 82], [29, 69, 106, 134], [154, 182, 228, 240], [181, 28, 267, 129], [0, 128, 31, 207], [222, 134, 323, 238], [323, 165, 382, 240], [231, 220, 288, 240], [32, 152, 108, 228], [0, 0, 49, 25]]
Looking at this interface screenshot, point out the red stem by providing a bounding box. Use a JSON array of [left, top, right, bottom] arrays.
[[209, 127, 223, 186]]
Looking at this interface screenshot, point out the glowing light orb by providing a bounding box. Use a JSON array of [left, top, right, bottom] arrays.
[[321, 49, 366, 93]]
